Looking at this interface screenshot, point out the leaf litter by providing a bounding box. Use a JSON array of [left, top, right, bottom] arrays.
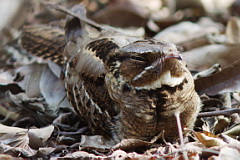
[[0, 0, 240, 159]]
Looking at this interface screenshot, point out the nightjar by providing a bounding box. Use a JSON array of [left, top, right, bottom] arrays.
[[20, 4, 201, 143]]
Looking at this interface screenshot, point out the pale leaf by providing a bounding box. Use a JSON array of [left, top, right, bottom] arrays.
[[28, 125, 54, 143], [194, 132, 226, 147], [226, 17, 240, 44], [218, 147, 240, 160], [80, 135, 114, 149]]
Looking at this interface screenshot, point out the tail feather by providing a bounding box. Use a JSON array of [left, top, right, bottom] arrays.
[[20, 25, 65, 66], [20, 3, 116, 66]]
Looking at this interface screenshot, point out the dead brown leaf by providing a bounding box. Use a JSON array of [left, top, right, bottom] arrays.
[[0, 154, 24, 160], [0, 124, 54, 157], [218, 146, 240, 160], [112, 139, 152, 151], [17, 63, 45, 98], [194, 131, 227, 148], [195, 59, 240, 95], [1, 1, 240, 159], [0, 70, 24, 94], [63, 150, 101, 159], [219, 134, 240, 152], [0, 124, 36, 157], [39, 64, 69, 112], [80, 135, 114, 150], [154, 20, 220, 44], [0, 0, 29, 46], [92, 5, 147, 28], [214, 116, 230, 134], [222, 124, 240, 138], [226, 17, 240, 44]]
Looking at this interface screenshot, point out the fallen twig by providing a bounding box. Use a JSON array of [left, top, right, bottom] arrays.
[[198, 108, 240, 118], [177, 34, 211, 51], [195, 58, 240, 95]]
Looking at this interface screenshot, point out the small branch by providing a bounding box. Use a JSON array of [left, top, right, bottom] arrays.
[[177, 35, 210, 51], [175, 111, 184, 146], [198, 108, 240, 118], [43, 2, 103, 30], [193, 64, 221, 80], [195, 58, 240, 95], [175, 111, 188, 160]]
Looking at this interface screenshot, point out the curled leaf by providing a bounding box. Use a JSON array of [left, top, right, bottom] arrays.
[[222, 124, 240, 137], [194, 131, 226, 147], [112, 139, 152, 150], [195, 59, 240, 95], [226, 17, 240, 44]]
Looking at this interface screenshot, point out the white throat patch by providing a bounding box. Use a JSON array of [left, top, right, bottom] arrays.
[[134, 71, 184, 90]]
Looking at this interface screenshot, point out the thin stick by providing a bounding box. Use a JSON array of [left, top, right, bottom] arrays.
[[175, 111, 188, 160], [198, 108, 240, 118], [195, 58, 240, 95], [175, 111, 184, 146], [177, 35, 210, 51]]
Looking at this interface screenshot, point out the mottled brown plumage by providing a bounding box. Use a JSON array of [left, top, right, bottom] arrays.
[[21, 25, 65, 65], [20, 4, 201, 143]]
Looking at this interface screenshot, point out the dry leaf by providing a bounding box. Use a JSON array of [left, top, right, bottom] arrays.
[[0, 143, 36, 157], [194, 131, 227, 147], [110, 150, 129, 159], [195, 59, 240, 95], [35, 147, 56, 157], [0, 83, 24, 95], [9, 92, 45, 113], [219, 134, 240, 151], [230, 0, 240, 16], [0, 124, 54, 155], [112, 139, 152, 151], [39, 64, 67, 112], [2, 1, 240, 159], [154, 20, 219, 44], [92, 3, 147, 28], [0, 124, 36, 157], [156, 142, 178, 157], [218, 146, 240, 160], [222, 124, 240, 137], [103, 25, 145, 37], [200, 0, 235, 15], [183, 44, 240, 71], [0, 0, 29, 46], [0, 123, 26, 134], [80, 135, 114, 149], [17, 63, 46, 98], [47, 61, 62, 78], [63, 150, 99, 159], [0, 71, 24, 94], [130, 0, 162, 12], [182, 142, 203, 155], [0, 154, 24, 160], [28, 125, 54, 143], [214, 117, 230, 134], [226, 17, 240, 44]]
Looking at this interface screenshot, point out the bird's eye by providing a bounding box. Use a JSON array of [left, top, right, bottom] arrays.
[[130, 56, 145, 62]]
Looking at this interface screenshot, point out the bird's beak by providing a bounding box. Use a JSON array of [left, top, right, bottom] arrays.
[[166, 54, 182, 60]]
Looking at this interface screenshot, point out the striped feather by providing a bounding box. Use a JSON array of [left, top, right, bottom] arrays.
[[21, 25, 65, 65]]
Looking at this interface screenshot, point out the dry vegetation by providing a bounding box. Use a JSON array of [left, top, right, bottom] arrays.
[[0, 0, 240, 159]]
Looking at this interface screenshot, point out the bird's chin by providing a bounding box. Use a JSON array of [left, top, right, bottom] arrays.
[[133, 70, 185, 90]]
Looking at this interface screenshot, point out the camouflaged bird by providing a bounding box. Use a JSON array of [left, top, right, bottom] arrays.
[[21, 4, 201, 143]]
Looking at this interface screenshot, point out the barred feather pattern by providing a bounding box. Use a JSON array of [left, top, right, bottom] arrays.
[[63, 55, 117, 138], [21, 25, 121, 139], [21, 16, 201, 143], [21, 25, 65, 65]]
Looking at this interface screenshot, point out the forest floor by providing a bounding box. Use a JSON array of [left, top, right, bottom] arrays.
[[0, 0, 240, 159]]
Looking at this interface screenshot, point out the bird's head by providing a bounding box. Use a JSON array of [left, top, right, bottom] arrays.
[[105, 40, 188, 91]]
